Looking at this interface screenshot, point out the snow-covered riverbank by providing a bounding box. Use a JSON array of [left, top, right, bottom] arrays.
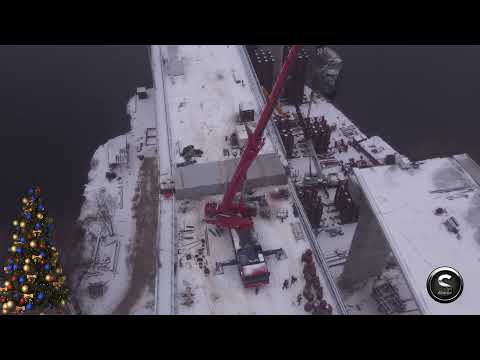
[[73, 88, 158, 314]]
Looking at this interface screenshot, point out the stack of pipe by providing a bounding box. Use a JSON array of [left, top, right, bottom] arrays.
[[283, 46, 310, 105], [274, 114, 296, 158], [253, 48, 275, 92], [311, 116, 331, 154], [334, 182, 359, 224], [298, 188, 323, 229], [280, 129, 295, 158], [301, 249, 333, 315]]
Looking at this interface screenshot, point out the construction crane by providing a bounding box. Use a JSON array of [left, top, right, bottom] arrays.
[[205, 45, 300, 230], [204, 45, 300, 288]]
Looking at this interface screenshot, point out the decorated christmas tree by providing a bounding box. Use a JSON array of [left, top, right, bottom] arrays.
[[0, 186, 69, 314]]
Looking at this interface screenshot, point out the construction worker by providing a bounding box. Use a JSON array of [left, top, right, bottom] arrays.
[[282, 279, 289, 290], [291, 275, 298, 285], [297, 294, 302, 306]]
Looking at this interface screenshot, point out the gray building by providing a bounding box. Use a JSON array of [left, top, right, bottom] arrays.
[[175, 153, 287, 200]]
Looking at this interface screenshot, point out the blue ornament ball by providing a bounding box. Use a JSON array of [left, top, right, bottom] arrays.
[[6, 265, 12, 271], [19, 276, 25, 284], [37, 292, 44, 300], [44, 264, 50, 271], [35, 223, 41, 230], [16, 247, 22, 254], [12, 264, 17, 271], [19, 236, 25, 243], [26, 303, 33, 310]]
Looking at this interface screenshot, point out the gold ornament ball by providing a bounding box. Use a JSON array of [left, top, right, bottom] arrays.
[[12, 220, 18, 226], [25, 259, 31, 264], [10, 246, 16, 253], [23, 265, 30, 272], [4, 281, 10, 288], [20, 221, 25, 228], [7, 301, 14, 309], [56, 267, 63, 274], [2, 303, 7, 310], [12, 234, 18, 240], [51, 247, 56, 251], [36, 213, 43, 219], [45, 275, 53, 282], [22, 198, 28, 204], [60, 299, 65, 306], [2, 308, 7, 314], [21, 285, 29, 293], [29, 241, 37, 248]]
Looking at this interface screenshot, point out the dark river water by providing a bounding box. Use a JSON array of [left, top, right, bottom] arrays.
[[0, 45, 152, 264], [331, 45, 480, 164]]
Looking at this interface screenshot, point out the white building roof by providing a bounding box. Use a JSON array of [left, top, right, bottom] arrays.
[[160, 45, 274, 165], [354, 155, 480, 314]]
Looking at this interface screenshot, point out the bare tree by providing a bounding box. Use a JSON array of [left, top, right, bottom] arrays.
[[95, 187, 117, 236]]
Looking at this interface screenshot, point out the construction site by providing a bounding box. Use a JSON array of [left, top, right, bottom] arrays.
[[74, 45, 480, 315]]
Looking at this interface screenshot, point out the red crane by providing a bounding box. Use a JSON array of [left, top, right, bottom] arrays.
[[205, 45, 300, 230]]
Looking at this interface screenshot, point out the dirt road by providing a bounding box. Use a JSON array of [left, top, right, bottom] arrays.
[[112, 157, 159, 315]]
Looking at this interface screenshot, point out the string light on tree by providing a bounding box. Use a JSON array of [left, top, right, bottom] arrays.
[[0, 186, 69, 315]]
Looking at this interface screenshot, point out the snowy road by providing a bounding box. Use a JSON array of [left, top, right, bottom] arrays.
[[151, 45, 176, 315]]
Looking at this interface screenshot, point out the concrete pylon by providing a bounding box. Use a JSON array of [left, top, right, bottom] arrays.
[[338, 188, 391, 290]]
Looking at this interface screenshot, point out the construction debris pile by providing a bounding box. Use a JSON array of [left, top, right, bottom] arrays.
[[246, 194, 271, 219], [178, 145, 203, 167], [371, 279, 406, 314], [301, 250, 332, 315], [181, 286, 195, 307], [334, 181, 358, 224], [310, 46, 343, 98], [177, 224, 211, 277]]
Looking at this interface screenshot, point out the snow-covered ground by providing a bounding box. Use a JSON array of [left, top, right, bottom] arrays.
[[75, 89, 158, 314], [175, 185, 336, 315], [159, 45, 275, 165]]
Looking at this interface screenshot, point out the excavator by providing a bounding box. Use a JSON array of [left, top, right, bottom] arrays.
[[205, 45, 300, 288]]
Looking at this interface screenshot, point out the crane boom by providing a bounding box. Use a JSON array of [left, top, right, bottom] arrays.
[[205, 45, 300, 229], [221, 45, 300, 210]]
